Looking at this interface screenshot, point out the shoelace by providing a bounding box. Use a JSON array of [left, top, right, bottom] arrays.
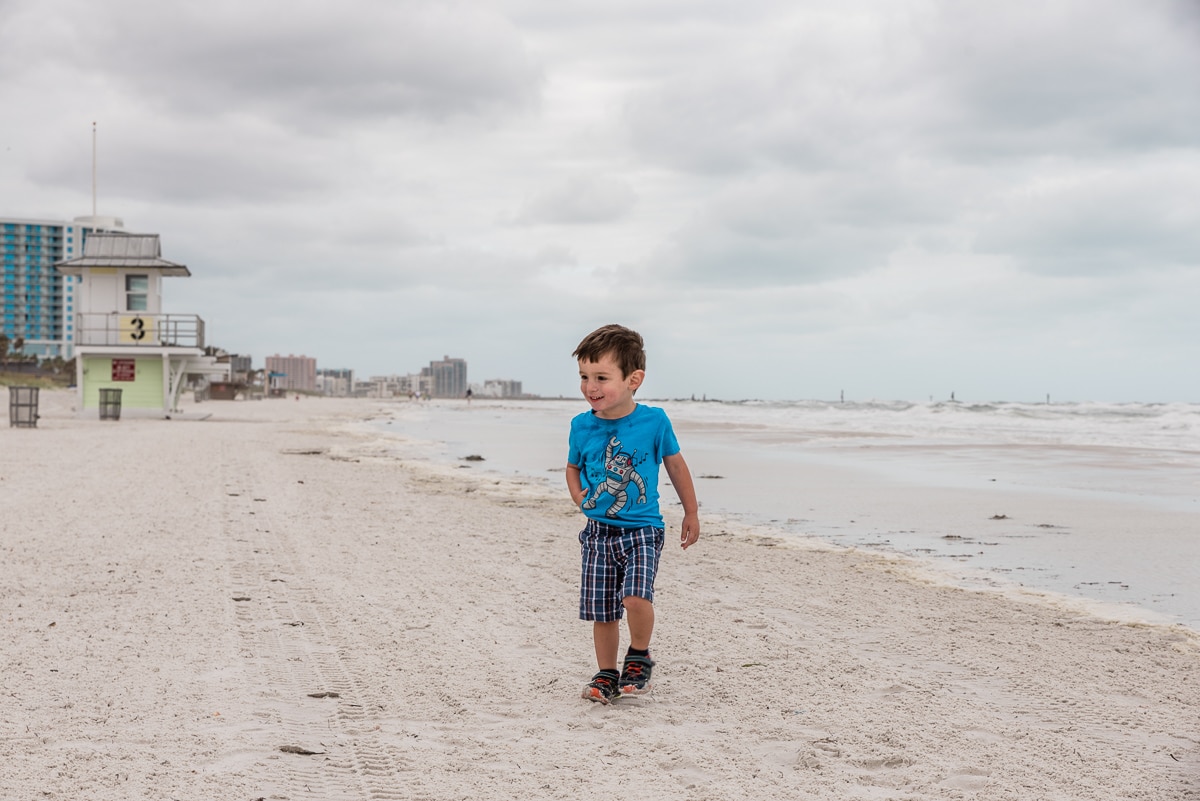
[[623, 663, 645, 679]]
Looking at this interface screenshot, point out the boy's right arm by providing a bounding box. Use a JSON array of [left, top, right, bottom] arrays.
[[566, 463, 586, 507]]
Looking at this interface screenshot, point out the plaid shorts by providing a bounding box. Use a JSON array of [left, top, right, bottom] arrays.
[[578, 519, 665, 622]]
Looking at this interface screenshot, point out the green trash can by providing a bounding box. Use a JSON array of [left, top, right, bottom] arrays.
[[99, 387, 123, 421], [8, 386, 39, 428]]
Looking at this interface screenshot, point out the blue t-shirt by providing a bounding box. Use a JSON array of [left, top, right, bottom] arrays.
[[568, 404, 681, 529]]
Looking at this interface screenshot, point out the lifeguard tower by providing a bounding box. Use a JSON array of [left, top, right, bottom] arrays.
[[55, 231, 228, 417]]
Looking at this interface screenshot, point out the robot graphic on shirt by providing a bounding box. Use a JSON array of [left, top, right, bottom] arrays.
[[582, 436, 647, 518]]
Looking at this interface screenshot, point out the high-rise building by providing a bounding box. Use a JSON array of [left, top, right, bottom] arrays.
[[481, 379, 523, 398], [428, 355, 467, 398], [229, 354, 253, 379], [316, 367, 354, 397], [2, 215, 125, 359], [265, 354, 317, 392]]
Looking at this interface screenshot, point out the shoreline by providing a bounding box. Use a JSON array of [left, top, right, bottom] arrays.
[[356, 397, 1200, 632], [3, 393, 1197, 799]]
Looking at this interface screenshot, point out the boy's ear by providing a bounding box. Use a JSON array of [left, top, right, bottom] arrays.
[[627, 369, 645, 391]]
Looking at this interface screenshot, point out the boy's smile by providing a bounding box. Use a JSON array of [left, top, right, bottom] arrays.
[[578, 354, 644, 420]]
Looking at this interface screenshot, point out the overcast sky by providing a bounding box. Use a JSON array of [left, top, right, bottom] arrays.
[[2, 0, 1198, 402]]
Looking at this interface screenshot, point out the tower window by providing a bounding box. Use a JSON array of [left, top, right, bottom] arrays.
[[125, 274, 148, 311]]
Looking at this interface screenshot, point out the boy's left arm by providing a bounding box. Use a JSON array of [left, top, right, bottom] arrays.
[[663, 452, 700, 549]]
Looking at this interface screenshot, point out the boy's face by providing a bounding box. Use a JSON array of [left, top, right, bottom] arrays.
[[578, 352, 644, 420]]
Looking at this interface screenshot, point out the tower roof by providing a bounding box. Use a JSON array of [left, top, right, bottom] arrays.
[[55, 232, 190, 276]]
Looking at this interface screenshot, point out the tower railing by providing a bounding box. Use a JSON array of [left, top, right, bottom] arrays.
[[74, 312, 206, 348]]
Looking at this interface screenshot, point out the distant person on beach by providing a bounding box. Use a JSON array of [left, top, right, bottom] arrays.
[[566, 324, 700, 704]]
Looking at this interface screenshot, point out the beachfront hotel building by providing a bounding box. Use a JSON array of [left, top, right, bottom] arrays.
[[317, 366, 354, 397], [2, 214, 126, 359], [358, 373, 424, 398], [55, 230, 228, 416], [426, 355, 467, 398], [265, 354, 317, 392], [478, 378, 523, 398], [228, 354, 253, 380]]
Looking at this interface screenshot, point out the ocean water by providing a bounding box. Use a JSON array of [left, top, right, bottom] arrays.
[[364, 398, 1200, 630]]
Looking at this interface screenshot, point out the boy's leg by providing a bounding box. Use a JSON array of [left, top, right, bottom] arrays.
[[616, 527, 663, 695], [580, 521, 622, 671], [619, 526, 664, 651], [622, 595, 654, 651], [593, 620, 621, 672], [584, 620, 622, 704], [619, 600, 656, 695], [580, 520, 624, 703]]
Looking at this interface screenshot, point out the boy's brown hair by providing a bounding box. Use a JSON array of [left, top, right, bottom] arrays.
[[573, 324, 646, 379]]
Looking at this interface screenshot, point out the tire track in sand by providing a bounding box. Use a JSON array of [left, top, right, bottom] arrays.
[[221, 443, 418, 801]]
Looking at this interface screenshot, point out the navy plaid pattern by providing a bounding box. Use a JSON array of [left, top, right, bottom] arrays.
[[578, 519, 665, 622]]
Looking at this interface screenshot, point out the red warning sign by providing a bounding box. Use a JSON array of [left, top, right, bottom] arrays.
[[112, 358, 136, 381]]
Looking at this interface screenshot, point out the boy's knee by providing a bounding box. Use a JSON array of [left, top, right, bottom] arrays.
[[623, 595, 653, 612]]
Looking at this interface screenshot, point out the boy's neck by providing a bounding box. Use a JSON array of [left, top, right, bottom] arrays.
[[594, 400, 638, 420]]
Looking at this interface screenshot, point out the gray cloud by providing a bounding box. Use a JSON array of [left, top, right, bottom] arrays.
[[29, 125, 332, 204], [643, 169, 955, 287], [511, 175, 637, 225], [916, 1, 1200, 159], [5, 1, 542, 126], [974, 161, 1200, 275]]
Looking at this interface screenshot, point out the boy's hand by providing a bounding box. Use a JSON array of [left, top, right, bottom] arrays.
[[680, 512, 700, 549]]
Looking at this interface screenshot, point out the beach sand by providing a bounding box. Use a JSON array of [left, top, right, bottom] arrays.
[[3, 392, 1197, 800]]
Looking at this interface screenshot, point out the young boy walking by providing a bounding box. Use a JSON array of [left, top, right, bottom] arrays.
[[566, 324, 700, 704]]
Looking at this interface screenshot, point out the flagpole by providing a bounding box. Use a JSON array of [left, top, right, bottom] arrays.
[[92, 121, 97, 217]]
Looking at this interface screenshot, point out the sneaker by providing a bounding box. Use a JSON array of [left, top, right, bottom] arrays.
[[582, 670, 620, 704], [618, 654, 655, 695]]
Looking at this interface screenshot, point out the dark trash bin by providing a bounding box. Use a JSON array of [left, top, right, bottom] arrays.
[[99, 388, 123, 421], [8, 386, 39, 428]]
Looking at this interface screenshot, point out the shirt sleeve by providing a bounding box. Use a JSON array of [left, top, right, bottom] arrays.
[[567, 414, 584, 467], [658, 410, 681, 459]]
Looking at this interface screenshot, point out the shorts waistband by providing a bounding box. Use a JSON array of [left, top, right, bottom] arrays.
[[583, 519, 659, 537]]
